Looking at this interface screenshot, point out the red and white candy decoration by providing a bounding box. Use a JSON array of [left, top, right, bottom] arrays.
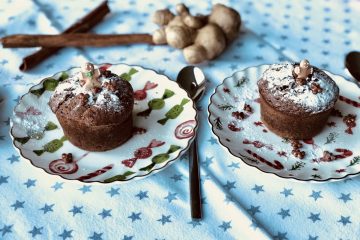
[[175, 120, 196, 139], [49, 153, 88, 174], [77, 164, 114, 181], [134, 81, 158, 100], [122, 139, 165, 168]]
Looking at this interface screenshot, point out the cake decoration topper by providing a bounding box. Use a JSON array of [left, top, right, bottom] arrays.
[[79, 62, 101, 90], [293, 59, 313, 85]]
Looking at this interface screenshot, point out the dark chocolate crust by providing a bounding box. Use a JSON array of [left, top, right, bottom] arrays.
[[258, 63, 339, 139], [49, 71, 134, 151], [259, 93, 331, 139]]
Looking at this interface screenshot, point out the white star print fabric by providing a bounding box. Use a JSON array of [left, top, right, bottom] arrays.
[[0, 0, 359, 239]]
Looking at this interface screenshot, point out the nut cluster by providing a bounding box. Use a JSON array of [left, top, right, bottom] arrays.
[[101, 70, 114, 78], [79, 93, 90, 105], [311, 83, 323, 94], [232, 111, 245, 120], [343, 114, 356, 128], [103, 81, 117, 92], [290, 139, 305, 159], [61, 153, 73, 163], [295, 78, 307, 86], [91, 87, 101, 94]]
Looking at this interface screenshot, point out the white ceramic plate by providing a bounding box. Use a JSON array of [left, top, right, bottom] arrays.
[[208, 65, 360, 182], [11, 64, 197, 183]]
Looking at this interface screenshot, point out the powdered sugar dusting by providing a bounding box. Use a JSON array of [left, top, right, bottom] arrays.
[[53, 72, 123, 112], [261, 62, 339, 113]]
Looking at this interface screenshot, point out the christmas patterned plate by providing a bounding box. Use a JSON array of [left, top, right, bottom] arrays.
[[208, 65, 360, 182], [10, 64, 197, 183]]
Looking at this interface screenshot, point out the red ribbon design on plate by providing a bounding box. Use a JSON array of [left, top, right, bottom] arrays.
[[245, 149, 284, 170], [339, 95, 360, 108], [122, 139, 165, 168], [134, 81, 158, 100], [77, 164, 114, 181]]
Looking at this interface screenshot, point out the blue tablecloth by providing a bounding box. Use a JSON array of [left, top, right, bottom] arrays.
[[0, 0, 359, 239]]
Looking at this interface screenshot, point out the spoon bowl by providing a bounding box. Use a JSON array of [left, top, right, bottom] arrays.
[[345, 51, 360, 82], [177, 66, 206, 101]]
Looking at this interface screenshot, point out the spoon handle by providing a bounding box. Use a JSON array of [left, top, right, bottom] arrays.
[[189, 138, 202, 219]]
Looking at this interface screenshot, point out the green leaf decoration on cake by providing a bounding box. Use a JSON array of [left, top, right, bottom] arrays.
[[137, 89, 175, 117], [140, 145, 181, 171], [348, 156, 360, 167], [104, 171, 135, 183], [33, 136, 67, 156], [157, 98, 190, 125], [45, 121, 58, 131], [290, 161, 305, 170], [58, 72, 69, 82], [120, 68, 138, 81], [15, 136, 30, 145]]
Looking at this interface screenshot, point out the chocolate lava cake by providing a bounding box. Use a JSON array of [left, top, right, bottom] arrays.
[[257, 60, 339, 139], [49, 63, 134, 151]]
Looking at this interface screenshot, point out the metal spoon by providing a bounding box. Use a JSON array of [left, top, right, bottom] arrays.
[[176, 66, 206, 219], [345, 51, 360, 82]]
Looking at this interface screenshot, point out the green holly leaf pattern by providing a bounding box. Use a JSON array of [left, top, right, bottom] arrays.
[[58, 72, 69, 82], [152, 153, 170, 164], [104, 171, 135, 183], [120, 68, 138, 81], [30, 72, 68, 97], [290, 161, 305, 170], [163, 89, 175, 99], [33, 150, 45, 156], [30, 87, 45, 97], [137, 89, 175, 117], [141, 145, 181, 171], [45, 121, 58, 131], [139, 163, 156, 172], [157, 98, 190, 125], [15, 136, 30, 145], [148, 99, 165, 110], [33, 136, 67, 156], [348, 156, 360, 167]]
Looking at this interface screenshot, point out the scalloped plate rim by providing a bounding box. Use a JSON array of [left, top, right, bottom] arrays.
[[9, 63, 199, 185], [208, 63, 360, 183]]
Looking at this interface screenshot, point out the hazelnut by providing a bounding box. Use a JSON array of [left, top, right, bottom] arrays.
[[290, 140, 303, 149], [343, 114, 356, 128], [243, 104, 252, 113], [232, 111, 246, 120], [322, 151, 336, 161], [311, 83, 323, 94], [292, 149, 305, 159], [296, 78, 307, 86], [92, 87, 101, 94], [61, 153, 73, 163]]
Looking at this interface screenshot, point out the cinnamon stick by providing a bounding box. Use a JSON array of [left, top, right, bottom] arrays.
[[18, 0, 110, 71], [2, 34, 154, 47]]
